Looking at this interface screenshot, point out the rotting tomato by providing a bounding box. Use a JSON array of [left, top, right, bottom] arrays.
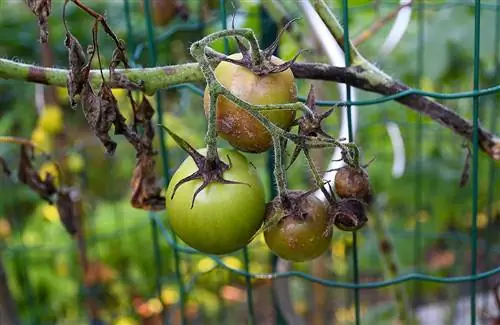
[[203, 53, 297, 153], [264, 191, 332, 262], [334, 165, 373, 204], [166, 148, 266, 255]]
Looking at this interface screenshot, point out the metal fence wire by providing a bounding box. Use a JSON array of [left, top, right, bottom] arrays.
[[1, 0, 500, 324]]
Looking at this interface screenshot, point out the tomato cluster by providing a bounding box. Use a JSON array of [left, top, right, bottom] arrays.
[[164, 48, 370, 261]]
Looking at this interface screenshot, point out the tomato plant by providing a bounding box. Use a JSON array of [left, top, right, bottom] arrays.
[[203, 53, 297, 153], [165, 148, 266, 255], [264, 191, 332, 262]]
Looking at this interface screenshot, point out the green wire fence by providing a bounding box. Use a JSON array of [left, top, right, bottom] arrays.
[[0, 0, 499, 324]]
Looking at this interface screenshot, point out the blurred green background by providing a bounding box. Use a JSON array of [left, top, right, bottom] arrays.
[[0, 0, 499, 324]]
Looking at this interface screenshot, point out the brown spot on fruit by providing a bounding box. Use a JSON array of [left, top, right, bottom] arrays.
[[203, 53, 297, 153]]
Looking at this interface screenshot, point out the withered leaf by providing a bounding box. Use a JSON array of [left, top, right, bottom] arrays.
[[65, 32, 88, 108], [25, 0, 52, 43], [134, 96, 155, 149], [18, 144, 57, 203], [130, 153, 165, 211], [81, 83, 119, 155], [56, 188, 81, 236]]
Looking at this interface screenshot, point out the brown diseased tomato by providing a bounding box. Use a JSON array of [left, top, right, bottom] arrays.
[[334, 166, 372, 202], [264, 191, 332, 262], [203, 53, 297, 153]]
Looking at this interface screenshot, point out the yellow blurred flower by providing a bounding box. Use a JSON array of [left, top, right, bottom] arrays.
[[114, 316, 138, 325], [161, 287, 179, 305], [38, 104, 63, 135], [41, 203, 60, 222], [332, 240, 345, 259], [31, 126, 53, 152], [196, 257, 216, 273], [66, 152, 85, 173], [56, 87, 69, 103], [38, 161, 60, 187], [477, 213, 488, 229], [332, 258, 348, 276], [222, 256, 242, 270]]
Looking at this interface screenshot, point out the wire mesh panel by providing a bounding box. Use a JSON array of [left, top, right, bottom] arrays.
[[0, 0, 499, 325]]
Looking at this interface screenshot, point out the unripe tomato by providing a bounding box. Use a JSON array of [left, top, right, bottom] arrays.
[[264, 191, 332, 262], [140, 0, 176, 26], [166, 148, 266, 255], [203, 53, 297, 153]]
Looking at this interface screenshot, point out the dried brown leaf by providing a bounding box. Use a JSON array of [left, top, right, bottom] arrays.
[[56, 188, 81, 236], [81, 83, 120, 154], [130, 153, 165, 211], [134, 96, 155, 148], [65, 32, 88, 108], [25, 0, 52, 43], [18, 144, 57, 203]]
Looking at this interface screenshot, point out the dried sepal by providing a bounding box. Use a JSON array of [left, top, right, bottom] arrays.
[[56, 187, 81, 236], [18, 144, 57, 203], [287, 85, 335, 169], [219, 17, 304, 76], [262, 18, 301, 60], [65, 32, 89, 108], [160, 125, 247, 208], [130, 153, 165, 211], [25, 0, 52, 43]]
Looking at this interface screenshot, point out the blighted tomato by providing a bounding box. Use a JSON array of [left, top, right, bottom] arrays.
[[166, 148, 266, 255], [264, 191, 332, 262], [203, 53, 297, 153]]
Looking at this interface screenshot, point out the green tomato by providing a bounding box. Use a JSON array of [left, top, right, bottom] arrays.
[[264, 192, 332, 262], [166, 148, 266, 255]]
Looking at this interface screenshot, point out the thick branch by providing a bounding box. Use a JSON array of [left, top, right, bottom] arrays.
[[291, 62, 500, 160], [0, 58, 203, 95], [0, 58, 498, 160]]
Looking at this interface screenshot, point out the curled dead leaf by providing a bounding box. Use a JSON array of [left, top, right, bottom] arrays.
[[80, 83, 120, 155], [65, 32, 88, 108], [56, 187, 81, 236], [130, 153, 165, 211], [25, 0, 52, 43]]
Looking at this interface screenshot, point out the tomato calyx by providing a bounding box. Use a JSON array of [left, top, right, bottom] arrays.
[[287, 85, 335, 168], [328, 198, 368, 232], [215, 18, 304, 77], [264, 190, 322, 228], [160, 125, 247, 208]]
